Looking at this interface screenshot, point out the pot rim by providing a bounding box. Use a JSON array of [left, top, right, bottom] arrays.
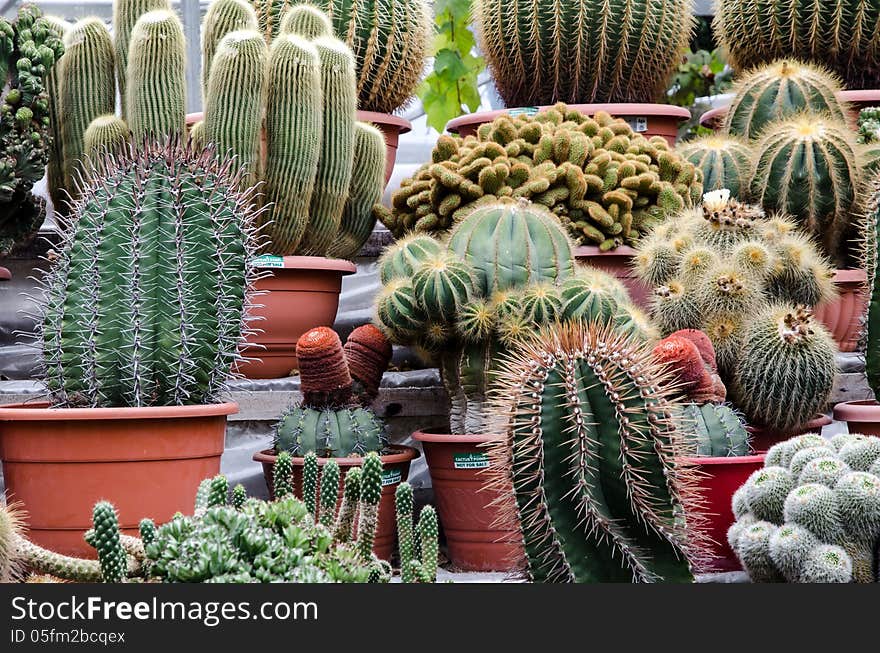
[[684, 453, 766, 466], [0, 401, 239, 421], [253, 443, 420, 467], [446, 103, 691, 132], [838, 89, 880, 102], [254, 255, 357, 274], [746, 414, 831, 434], [833, 399, 880, 421], [831, 268, 867, 284], [356, 111, 412, 134], [412, 427, 504, 444]]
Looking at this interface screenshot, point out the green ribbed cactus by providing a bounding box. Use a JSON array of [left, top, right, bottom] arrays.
[[318, 459, 340, 528], [112, 0, 170, 121], [279, 4, 330, 40], [675, 135, 752, 196], [474, 0, 693, 106], [678, 403, 750, 457], [274, 405, 386, 457], [487, 322, 706, 582], [715, 1, 880, 89], [126, 10, 186, 142], [356, 451, 382, 562], [723, 60, 846, 140], [39, 141, 260, 408], [83, 114, 131, 164], [333, 466, 361, 543], [201, 0, 258, 100], [91, 501, 126, 583], [204, 29, 268, 189]]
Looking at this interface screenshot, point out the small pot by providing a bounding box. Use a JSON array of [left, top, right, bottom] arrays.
[[253, 445, 419, 561], [235, 256, 356, 379], [574, 245, 651, 309], [0, 401, 236, 557], [748, 414, 832, 453], [813, 268, 867, 353], [687, 454, 765, 572], [446, 103, 691, 147], [412, 429, 523, 572], [833, 400, 880, 436]]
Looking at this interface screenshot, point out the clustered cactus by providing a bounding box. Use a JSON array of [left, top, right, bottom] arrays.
[[635, 190, 838, 433], [377, 199, 655, 434], [728, 432, 880, 582], [395, 482, 438, 583], [474, 0, 693, 107], [0, 4, 64, 256], [382, 104, 703, 251]]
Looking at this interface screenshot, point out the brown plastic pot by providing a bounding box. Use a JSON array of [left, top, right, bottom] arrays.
[[748, 414, 832, 453], [253, 445, 419, 561], [813, 268, 867, 353], [574, 245, 651, 310], [0, 401, 235, 557], [446, 103, 690, 147], [412, 429, 523, 572], [236, 256, 356, 379], [833, 400, 880, 436]]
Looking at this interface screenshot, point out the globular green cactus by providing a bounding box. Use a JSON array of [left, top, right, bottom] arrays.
[[302, 451, 319, 516], [714, 1, 880, 90], [486, 322, 707, 582], [274, 405, 386, 457], [39, 141, 261, 408], [730, 433, 880, 582], [722, 60, 846, 140], [356, 451, 382, 562], [83, 114, 131, 164], [333, 466, 361, 543], [675, 135, 752, 196], [474, 0, 693, 107], [319, 459, 340, 528], [126, 10, 186, 142], [678, 403, 750, 457], [91, 501, 126, 583], [112, 0, 170, 121], [200, 0, 258, 101]]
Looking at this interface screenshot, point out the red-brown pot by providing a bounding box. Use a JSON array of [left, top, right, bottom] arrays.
[[0, 401, 235, 557], [687, 454, 765, 572], [253, 445, 419, 561], [446, 103, 690, 147], [574, 245, 651, 310], [813, 268, 867, 353], [748, 414, 832, 453], [412, 429, 523, 572], [833, 400, 880, 436], [236, 256, 356, 379]]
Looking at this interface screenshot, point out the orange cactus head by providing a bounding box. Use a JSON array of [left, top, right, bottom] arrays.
[[344, 324, 393, 406], [296, 327, 352, 407]]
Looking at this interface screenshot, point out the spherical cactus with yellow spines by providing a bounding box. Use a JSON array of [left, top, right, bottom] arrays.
[[200, 0, 258, 101], [676, 135, 752, 196], [83, 115, 131, 165]]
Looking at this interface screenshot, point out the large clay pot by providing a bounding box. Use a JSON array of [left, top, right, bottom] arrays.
[[412, 429, 523, 572], [748, 414, 832, 453], [0, 401, 235, 557], [574, 245, 650, 309], [446, 103, 690, 147], [236, 256, 356, 379], [813, 268, 867, 353], [253, 445, 419, 561], [833, 400, 880, 436], [687, 454, 765, 573]]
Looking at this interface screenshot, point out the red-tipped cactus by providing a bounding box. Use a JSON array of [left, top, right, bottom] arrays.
[[296, 327, 352, 407], [344, 324, 393, 406], [653, 334, 724, 404]]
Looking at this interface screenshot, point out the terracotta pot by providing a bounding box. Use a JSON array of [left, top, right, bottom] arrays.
[[687, 454, 765, 572], [748, 414, 832, 453], [253, 445, 419, 561], [574, 245, 650, 309], [446, 103, 691, 147], [813, 268, 867, 353], [0, 266, 10, 281], [833, 400, 880, 436], [0, 401, 235, 557], [699, 106, 727, 130], [235, 256, 356, 379], [412, 429, 523, 572]]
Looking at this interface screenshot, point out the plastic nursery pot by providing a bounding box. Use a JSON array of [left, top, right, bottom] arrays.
[[813, 268, 867, 353], [698, 106, 727, 131], [412, 429, 524, 572], [574, 245, 651, 310], [253, 445, 419, 561], [686, 454, 766, 573], [357, 111, 412, 187], [446, 103, 690, 147], [235, 256, 356, 379], [747, 414, 832, 454], [833, 400, 880, 437], [0, 401, 236, 557]]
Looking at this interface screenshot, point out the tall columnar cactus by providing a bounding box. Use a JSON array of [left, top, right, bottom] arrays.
[[675, 135, 752, 197], [42, 15, 69, 218], [302, 451, 319, 516], [112, 0, 170, 121], [201, 0, 258, 100], [487, 323, 706, 582], [126, 10, 186, 142], [333, 466, 361, 543], [722, 60, 846, 140], [273, 450, 294, 498], [91, 502, 127, 583], [39, 141, 261, 408], [473, 0, 693, 107], [714, 1, 880, 90], [395, 482, 440, 583], [865, 180, 880, 399], [356, 451, 382, 562], [319, 459, 340, 528]]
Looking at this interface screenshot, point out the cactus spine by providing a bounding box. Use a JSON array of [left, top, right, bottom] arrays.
[[675, 135, 752, 197], [200, 0, 258, 100], [112, 0, 170, 121]]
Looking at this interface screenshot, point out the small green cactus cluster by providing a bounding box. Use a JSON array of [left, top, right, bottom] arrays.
[[395, 482, 438, 583], [376, 199, 655, 434], [729, 432, 880, 582], [635, 190, 838, 433], [0, 4, 64, 256], [381, 104, 703, 250]]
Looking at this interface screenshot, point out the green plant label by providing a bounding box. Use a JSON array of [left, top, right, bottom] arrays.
[[507, 107, 539, 118], [453, 452, 489, 469], [382, 469, 402, 486], [626, 117, 648, 133], [252, 254, 284, 268]]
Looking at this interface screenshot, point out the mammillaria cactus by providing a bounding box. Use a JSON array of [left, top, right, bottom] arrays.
[[355, 452, 382, 562], [90, 502, 126, 583], [675, 135, 752, 197], [381, 104, 703, 248], [113, 0, 171, 120], [474, 0, 693, 107], [729, 433, 880, 582]]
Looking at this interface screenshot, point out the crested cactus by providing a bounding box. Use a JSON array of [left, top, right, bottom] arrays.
[[675, 135, 752, 196], [201, 0, 258, 100], [487, 322, 707, 582], [39, 141, 261, 408], [343, 324, 393, 406], [474, 0, 693, 107], [112, 0, 170, 121], [273, 450, 294, 498]]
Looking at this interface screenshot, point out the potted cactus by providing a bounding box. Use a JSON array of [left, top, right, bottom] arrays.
[[0, 141, 260, 557]]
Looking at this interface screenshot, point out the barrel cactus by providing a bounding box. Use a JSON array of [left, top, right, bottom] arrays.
[[38, 141, 261, 408], [675, 135, 751, 197]]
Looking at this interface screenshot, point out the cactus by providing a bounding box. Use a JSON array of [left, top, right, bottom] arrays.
[[652, 333, 725, 403], [416, 505, 438, 583], [83, 114, 130, 164], [394, 482, 438, 583], [91, 501, 126, 583], [319, 459, 340, 528], [722, 60, 847, 140], [486, 322, 707, 582], [714, 1, 880, 90], [39, 140, 261, 408], [296, 326, 353, 407], [675, 135, 752, 196], [395, 482, 416, 582], [274, 405, 386, 457], [865, 179, 880, 399], [730, 433, 880, 582], [112, 0, 170, 121], [356, 451, 382, 562], [194, 478, 212, 514], [333, 466, 361, 543], [201, 0, 258, 101], [231, 484, 247, 510], [207, 475, 229, 508], [249, 0, 293, 41], [343, 324, 393, 406], [302, 451, 319, 516], [42, 15, 69, 218], [280, 4, 331, 40], [126, 10, 186, 142], [678, 403, 750, 457], [474, 0, 693, 107], [273, 450, 294, 498]]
